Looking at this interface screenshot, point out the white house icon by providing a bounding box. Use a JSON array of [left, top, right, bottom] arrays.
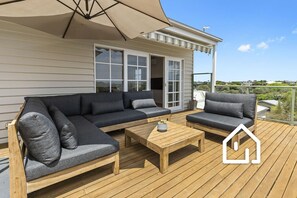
[[223, 124, 261, 164]]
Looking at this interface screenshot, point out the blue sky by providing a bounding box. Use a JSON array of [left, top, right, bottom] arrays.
[[161, 0, 297, 81]]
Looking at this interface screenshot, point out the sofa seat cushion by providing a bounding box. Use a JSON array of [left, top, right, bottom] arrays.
[[136, 107, 171, 118], [186, 112, 254, 132], [84, 109, 147, 128], [24, 116, 119, 181]]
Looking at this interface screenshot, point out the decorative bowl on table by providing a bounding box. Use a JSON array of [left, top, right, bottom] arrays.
[[157, 120, 168, 132]]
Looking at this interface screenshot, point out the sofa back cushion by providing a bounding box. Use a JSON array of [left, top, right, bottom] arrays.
[[25, 95, 81, 116], [123, 91, 153, 109], [81, 92, 123, 115], [19, 98, 61, 165], [49, 106, 78, 149], [92, 100, 124, 115], [205, 93, 257, 119], [204, 99, 244, 119]]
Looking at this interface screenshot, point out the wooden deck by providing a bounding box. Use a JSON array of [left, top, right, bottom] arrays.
[[3, 110, 297, 197]]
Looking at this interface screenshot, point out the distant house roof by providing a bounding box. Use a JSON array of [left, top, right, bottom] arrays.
[[257, 105, 269, 113], [261, 100, 279, 106]]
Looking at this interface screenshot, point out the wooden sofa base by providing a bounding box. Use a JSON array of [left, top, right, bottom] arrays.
[[100, 114, 171, 133], [186, 121, 256, 149]]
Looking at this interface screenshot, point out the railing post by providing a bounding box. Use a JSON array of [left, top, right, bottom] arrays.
[[291, 88, 296, 126], [192, 74, 194, 100], [210, 73, 214, 93]]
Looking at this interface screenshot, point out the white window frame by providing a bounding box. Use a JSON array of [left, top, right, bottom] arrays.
[[125, 49, 150, 92], [94, 44, 150, 92]]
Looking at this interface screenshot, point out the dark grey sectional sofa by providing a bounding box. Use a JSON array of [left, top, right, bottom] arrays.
[[10, 91, 171, 195]]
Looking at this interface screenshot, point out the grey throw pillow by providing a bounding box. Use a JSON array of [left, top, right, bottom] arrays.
[[19, 112, 61, 165], [49, 106, 78, 149], [132, 99, 157, 109], [204, 99, 244, 119]]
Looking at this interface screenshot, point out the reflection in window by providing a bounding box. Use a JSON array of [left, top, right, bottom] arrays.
[[127, 55, 148, 91], [95, 47, 123, 92]]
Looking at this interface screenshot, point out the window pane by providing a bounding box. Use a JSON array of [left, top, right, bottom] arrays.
[[174, 61, 180, 69], [96, 81, 110, 92], [175, 82, 180, 91], [169, 60, 174, 70], [96, 63, 109, 79], [138, 56, 147, 66], [111, 81, 123, 92], [111, 50, 123, 64], [128, 66, 137, 80], [168, 82, 173, 92], [168, 93, 173, 102], [139, 67, 147, 80], [169, 71, 174, 80], [138, 81, 147, 91], [175, 70, 180, 80], [128, 55, 137, 65], [128, 81, 137, 91], [175, 93, 179, 101], [168, 103, 173, 107], [111, 65, 123, 79], [96, 48, 109, 63]]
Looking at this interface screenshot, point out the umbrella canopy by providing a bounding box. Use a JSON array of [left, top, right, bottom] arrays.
[[0, 0, 170, 40]]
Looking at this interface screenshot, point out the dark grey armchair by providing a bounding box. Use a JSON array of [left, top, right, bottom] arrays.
[[186, 92, 257, 148]]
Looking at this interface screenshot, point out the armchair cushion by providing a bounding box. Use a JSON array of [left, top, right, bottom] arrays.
[[206, 93, 257, 119], [186, 112, 254, 132], [204, 99, 244, 118]]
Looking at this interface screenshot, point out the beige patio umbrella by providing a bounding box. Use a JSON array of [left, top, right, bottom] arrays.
[[0, 0, 170, 40]]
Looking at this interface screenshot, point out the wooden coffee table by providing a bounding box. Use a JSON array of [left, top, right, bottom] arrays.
[[125, 121, 205, 173]]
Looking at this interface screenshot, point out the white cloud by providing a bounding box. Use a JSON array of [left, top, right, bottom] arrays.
[[257, 42, 269, 49], [267, 36, 285, 43], [238, 44, 251, 52], [292, 28, 297, 34]]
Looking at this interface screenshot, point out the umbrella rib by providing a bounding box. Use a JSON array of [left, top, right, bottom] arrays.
[[90, 2, 119, 19], [95, 0, 127, 41], [115, 0, 171, 26], [63, 0, 82, 38], [89, 0, 96, 15], [57, 0, 85, 18], [72, 0, 85, 17]]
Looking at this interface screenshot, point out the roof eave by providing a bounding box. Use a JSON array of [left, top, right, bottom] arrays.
[[167, 18, 223, 43]]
